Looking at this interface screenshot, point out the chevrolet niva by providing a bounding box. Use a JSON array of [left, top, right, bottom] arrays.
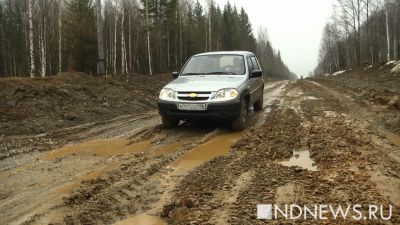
[[158, 51, 264, 131]]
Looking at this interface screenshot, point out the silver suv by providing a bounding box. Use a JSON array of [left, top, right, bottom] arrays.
[[158, 51, 264, 131]]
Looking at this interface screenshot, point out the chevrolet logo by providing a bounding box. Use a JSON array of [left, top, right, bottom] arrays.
[[188, 93, 198, 98]]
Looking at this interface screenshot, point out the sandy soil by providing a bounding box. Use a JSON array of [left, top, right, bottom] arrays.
[[0, 76, 399, 225]]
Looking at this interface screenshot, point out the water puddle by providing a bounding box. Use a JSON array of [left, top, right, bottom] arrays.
[[280, 149, 317, 171], [170, 131, 242, 170], [113, 215, 165, 225], [152, 141, 185, 156], [42, 139, 151, 160]]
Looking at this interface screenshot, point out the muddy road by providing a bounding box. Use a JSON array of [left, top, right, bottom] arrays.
[[1, 80, 399, 225]]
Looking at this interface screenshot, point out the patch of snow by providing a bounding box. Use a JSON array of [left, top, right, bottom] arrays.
[[302, 96, 319, 100], [380, 60, 400, 70], [323, 73, 330, 77], [364, 65, 372, 71], [391, 63, 400, 74], [332, 70, 346, 76], [385, 60, 396, 66]]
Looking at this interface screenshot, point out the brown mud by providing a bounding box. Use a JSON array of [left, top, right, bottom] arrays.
[[1, 77, 399, 225]]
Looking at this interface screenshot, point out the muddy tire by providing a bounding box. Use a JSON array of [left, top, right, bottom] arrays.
[[232, 100, 249, 131], [161, 116, 179, 128], [254, 97, 263, 111]]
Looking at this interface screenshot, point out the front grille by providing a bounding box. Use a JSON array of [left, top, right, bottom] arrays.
[[177, 91, 212, 101], [178, 97, 209, 101], [178, 92, 212, 94]]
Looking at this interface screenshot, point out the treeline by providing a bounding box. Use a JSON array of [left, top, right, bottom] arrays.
[[0, 0, 295, 80], [257, 28, 297, 80], [315, 0, 400, 75]]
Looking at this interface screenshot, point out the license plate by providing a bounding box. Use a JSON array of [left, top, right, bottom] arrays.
[[178, 103, 207, 111]]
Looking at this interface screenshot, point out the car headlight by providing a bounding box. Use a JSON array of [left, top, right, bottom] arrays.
[[159, 88, 175, 100], [211, 88, 239, 101]]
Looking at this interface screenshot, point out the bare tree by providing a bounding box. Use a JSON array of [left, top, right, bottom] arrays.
[[337, 0, 363, 64], [120, 1, 128, 77], [39, 1, 47, 77], [58, 0, 63, 73], [27, 0, 35, 78], [384, 0, 390, 61], [113, 5, 117, 76], [97, 0, 105, 75], [145, 0, 152, 75]]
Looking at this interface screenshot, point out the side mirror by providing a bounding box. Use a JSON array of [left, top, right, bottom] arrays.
[[172, 72, 179, 79], [250, 70, 263, 78]]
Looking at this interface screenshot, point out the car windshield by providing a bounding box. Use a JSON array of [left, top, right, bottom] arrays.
[[181, 55, 245, 76]]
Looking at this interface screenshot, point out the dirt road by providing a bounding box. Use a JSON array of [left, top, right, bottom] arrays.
[[1, 80, 399, 225]]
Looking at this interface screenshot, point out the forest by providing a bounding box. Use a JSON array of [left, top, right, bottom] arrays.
[[0, 0, 296, 80], [315, 0, 400, 74]]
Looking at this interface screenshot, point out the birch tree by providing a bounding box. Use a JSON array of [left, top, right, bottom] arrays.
[[58, 0, 63, 73], [385, 0, 390, 61], [27, 0, 35, 77], [96, 0, 105, 75], [145, 0, 152, 75], [1, 0, 294, 80], [120, 1, 128, 77]]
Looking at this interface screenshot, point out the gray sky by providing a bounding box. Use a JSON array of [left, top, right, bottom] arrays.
[[204, 0, 334, 76]]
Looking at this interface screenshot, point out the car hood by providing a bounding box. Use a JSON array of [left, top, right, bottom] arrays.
[[164, 75, 247, 92]]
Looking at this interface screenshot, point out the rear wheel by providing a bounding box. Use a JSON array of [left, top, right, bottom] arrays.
[[232, 100, 249, 131], [161, 116, 179, 128]]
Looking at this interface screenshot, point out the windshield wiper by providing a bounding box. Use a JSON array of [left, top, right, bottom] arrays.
[[182, 72, 206, 76], [206, 71, 238, 75]]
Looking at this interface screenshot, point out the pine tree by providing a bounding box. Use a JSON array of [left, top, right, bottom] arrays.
[[64, 0, 97, 73]]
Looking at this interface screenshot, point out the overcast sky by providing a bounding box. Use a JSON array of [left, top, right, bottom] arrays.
[[203, 0, 334, 76]]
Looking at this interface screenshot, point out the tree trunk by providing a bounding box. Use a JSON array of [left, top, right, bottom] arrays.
[[40, 15, 46, 77], [385, 0, 391, 61], [128, 7, 132, 74], [167, 24, 170, 70], [59, 1, 62, 73], [28, 0, 35, 78], [113, 9, 117, 76], [96, 0, 105, 75], [121, 6, 127, 78], [145, 0, 152, 75], [208, 6, 212, 51]]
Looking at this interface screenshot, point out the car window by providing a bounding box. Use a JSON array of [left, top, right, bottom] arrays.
[[251, 57, 260, 70], [247, 57, 254, 72], [181, 55, 245, 75]]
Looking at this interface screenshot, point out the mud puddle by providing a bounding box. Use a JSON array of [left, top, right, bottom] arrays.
[[280, 149, 318, 171], [170, 131, 242, 170], [152, 140, 185, 156], [42, 139, 152, 160], [113, 214, 165, 225]]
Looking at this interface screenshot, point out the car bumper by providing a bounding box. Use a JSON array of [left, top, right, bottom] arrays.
[[158, 99, 241, 121]]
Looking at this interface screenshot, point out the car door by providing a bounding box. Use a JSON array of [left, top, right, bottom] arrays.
[[246, 56, 258, 105], [250, 56, 263, 102]]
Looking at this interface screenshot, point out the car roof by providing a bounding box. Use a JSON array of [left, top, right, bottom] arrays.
[[193, 51, 255, 57]]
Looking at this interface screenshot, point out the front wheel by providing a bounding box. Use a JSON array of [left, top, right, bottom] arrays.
[[232, 100, 249, 131], [161, 116, 179, 128]]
